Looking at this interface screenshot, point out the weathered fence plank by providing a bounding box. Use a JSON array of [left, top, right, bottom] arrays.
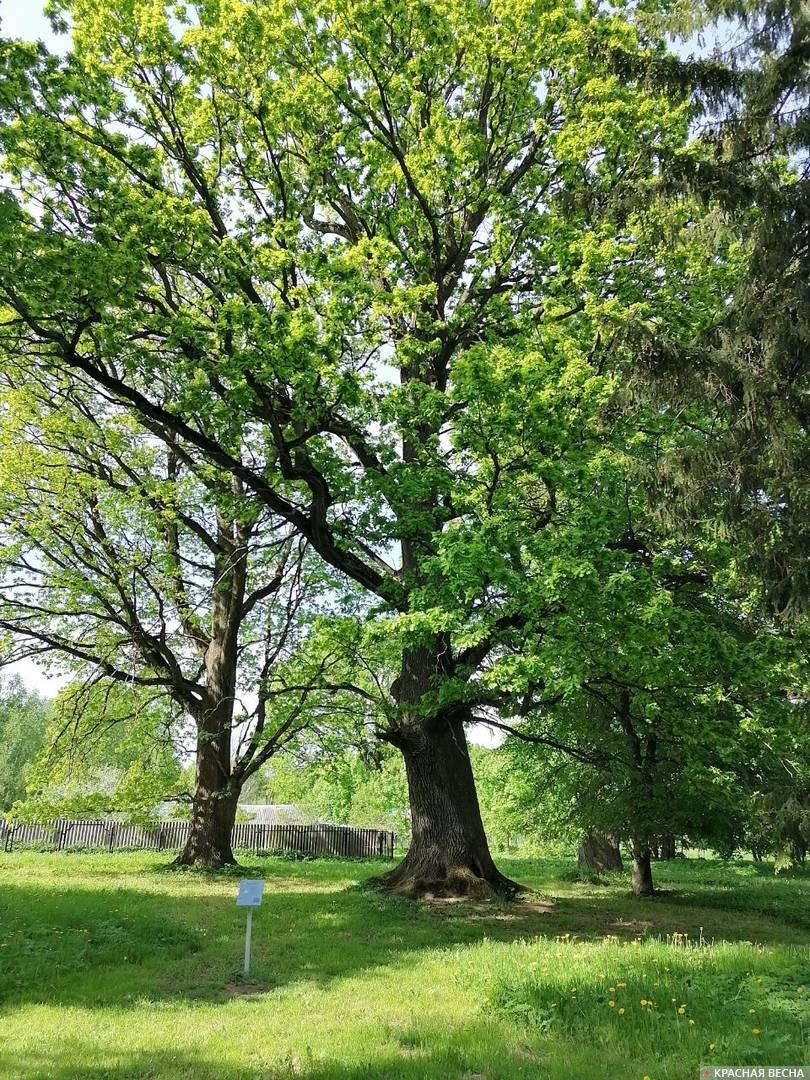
[[0, 817, 395, 859]]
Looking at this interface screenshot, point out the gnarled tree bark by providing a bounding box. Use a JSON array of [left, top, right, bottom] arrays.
[[174, 701, 239, 868], [373, 644, 519, 898]]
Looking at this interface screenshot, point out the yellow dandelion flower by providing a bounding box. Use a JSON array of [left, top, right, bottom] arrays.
[[748, 1009, 756, 1015], [618, 982, 627, 987], [688, 1019, 695, 1026], [618, 1008, 625, 1015], [678, 1007, 686, 1015], [709, 1044, 716, 1052], [752, 1028, 761, 1035], [609, 1000, 616, 1007], [640, 999, 648, 1006], [609, 986, 616, 993]]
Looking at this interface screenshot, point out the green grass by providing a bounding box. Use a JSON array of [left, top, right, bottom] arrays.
[[0, 852, 808, 1078]]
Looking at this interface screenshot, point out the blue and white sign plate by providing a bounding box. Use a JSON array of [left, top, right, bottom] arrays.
[[236, 879, 265, 907]]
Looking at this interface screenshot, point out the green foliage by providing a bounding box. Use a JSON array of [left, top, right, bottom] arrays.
[[634, 0, 810, 618], [253, 745, 410, 835], [15, 681, 189, 823], [469, 744, 569, 853], [0, 0, 709, 747], [0, 0, 805, 887], [0, 674, 50, 811], [474, 488, 810, 859]]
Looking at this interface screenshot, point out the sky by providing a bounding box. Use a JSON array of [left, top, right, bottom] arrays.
[[1, 1, 57, 45]]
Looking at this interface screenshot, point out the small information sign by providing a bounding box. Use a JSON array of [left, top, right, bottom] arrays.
[[235, 879, 264, 977], [236, 879, 264, 907]]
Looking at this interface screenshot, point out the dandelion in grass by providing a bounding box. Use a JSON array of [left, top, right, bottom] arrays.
[[678, 1007, 686, 1015], [618, 1008, 625, 1015], [752, 1028, 761, 1035], [609, 1000, 616, 1007]]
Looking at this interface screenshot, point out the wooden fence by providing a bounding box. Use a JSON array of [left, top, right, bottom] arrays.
[[0, 818, 396, 859]]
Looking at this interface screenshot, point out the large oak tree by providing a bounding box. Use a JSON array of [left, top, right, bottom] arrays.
[[0, 0, 694, 893]]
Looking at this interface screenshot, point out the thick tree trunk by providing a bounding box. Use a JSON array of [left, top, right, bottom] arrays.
[[174, 782, 239, 868], [174, 665, 239, 869], [374, 709, 519, 898], [631, 842, 655, 896], [577, 829, 623, 872]]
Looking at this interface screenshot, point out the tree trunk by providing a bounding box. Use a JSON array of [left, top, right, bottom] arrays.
[[374, 708, 519, 898], [174, 692, 238, 869], [577, 829, 623, 872], [631, 842, 654, 896], [658, 835, 676, 860], [174, 782, 238, 868]]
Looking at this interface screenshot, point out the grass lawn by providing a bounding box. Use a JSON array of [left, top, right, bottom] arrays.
[[0, 851, 808, 1079]]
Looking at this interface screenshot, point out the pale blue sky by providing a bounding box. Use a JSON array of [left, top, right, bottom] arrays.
[[1, 1, 57, 43]]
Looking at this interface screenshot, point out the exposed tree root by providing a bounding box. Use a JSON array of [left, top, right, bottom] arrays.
[[170, 849, 238, 870], [370, 857, 524, 900]]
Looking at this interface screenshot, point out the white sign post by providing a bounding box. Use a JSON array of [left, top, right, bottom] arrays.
[[235, 879, 264, 977]]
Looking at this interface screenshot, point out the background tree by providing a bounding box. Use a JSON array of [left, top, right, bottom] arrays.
[[0, 378, 331, 866], [0, 673, 50, 812], [462, 438, 810, 894], [17, 680, 190, 823], [251, 742, 411, 838], [626, 0, 810, 617]]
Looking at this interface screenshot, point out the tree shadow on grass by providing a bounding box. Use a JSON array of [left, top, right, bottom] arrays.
[[1, 858, 807, 1013], [0, 1033, 540, 1080], [0, 1015, 609, 1080]]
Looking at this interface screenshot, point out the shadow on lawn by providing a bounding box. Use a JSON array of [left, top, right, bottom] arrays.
[[1, 857, 808, 1013], [0, 1050, 521, 1080], [0, 1019, 552, 1080]]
